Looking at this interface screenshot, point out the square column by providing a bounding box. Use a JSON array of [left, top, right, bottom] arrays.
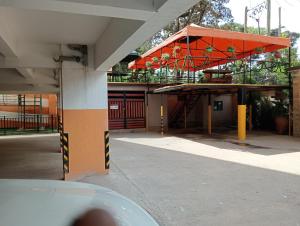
[[61, 46, 108, 180]]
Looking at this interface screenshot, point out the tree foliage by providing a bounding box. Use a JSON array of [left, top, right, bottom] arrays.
[[137, 0, 233, 55]]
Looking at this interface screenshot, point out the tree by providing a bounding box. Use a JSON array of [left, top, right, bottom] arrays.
[[137, 0, 233, 54], [220, 22, 300, 85]]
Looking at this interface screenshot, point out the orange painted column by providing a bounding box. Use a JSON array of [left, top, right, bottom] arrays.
[[63, 109, 108, 180], [61, 54, 108, 180]]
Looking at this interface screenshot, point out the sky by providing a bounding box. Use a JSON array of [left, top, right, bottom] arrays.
[[227, 0, 300, 55], [227, 0, 300, 33]]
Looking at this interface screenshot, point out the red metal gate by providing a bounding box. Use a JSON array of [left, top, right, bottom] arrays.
[[108, 92, 145, 130]]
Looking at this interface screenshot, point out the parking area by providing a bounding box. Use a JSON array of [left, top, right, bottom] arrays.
[[0, 134, 62, 179], [81, 131, 300, 226], [1, 131, 300, 225]]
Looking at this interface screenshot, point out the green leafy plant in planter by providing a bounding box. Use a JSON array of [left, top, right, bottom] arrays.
[[145, 61, 153, 69], [206, 46, 213, 54], [152, 57, 159, 63], [272, 98, 289, 134], [227, 46, 235, 53]]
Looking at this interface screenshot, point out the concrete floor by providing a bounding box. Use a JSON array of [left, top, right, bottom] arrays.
[[1, 132, 300, 225], [0, 134, 63, 179], [81, 132, 300, 226]]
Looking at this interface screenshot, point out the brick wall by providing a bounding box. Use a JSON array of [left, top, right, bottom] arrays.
[[293, 71, 300, 136]]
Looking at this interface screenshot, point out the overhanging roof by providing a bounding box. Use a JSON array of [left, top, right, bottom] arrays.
[[129, 24, 291, 71], [153, 83, 289, 94]]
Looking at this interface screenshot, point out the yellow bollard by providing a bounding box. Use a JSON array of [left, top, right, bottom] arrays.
[[238, 105, 247, 140], [160, 105, 164, 135], [208, 105, 212, 135]]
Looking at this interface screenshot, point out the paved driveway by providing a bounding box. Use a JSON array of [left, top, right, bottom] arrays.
[[81, 132, 300, 226]]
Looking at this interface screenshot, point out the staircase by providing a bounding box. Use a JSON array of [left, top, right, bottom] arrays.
[[169, 95, 201, 128]]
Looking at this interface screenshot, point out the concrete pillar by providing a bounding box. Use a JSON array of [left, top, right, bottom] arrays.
[[237, 88, 247, 140], [292, 70, 300, 136], [62, 46, 108, 180]]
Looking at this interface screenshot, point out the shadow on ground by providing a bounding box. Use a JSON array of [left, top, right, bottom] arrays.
[[81, 136, 300, 226]]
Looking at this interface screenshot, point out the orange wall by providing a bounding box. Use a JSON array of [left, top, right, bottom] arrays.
[[48, 94, 57, 115], [0, 94, 57, 115], [63, 109, 108, 180]]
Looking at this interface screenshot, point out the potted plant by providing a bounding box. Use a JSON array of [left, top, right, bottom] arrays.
[[272, 99, 289, 134], [161, 53, 170, 61], [172, 46, 181, 57], [227, 46, 235, 53], [206, 46, 213, 53], [145, 61, 153, 69], [152, 57, 159, 63]]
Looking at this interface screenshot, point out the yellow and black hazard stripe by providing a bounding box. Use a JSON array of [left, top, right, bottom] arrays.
[[60, 132, 69, 173], [58, 120, 63, 134], [104, 131, 110, 169], [58, 120, 63, 152]]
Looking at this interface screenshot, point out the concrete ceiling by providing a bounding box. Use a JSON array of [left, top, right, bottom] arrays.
[[0, 0, 200, 93], [1, 7, 111, 44]]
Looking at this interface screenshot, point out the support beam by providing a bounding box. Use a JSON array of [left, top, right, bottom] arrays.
[[0, 56, 58, 69], [0, 68, 58, 85], [95, 0, 200, 70], [0, 0, 156, 21], [0, 84, 59, 93], [16, 68, 36, 85], [237, 88, 247, 140]]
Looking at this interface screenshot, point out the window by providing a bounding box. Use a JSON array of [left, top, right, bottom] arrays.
[[214, 101, 223, 111]]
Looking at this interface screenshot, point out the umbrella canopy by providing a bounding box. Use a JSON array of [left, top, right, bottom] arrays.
[[128, 24, 291, 71]]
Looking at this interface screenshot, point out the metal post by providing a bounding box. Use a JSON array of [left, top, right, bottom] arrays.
[[160, 94, 164, 135], [288, 47, 292, 136], [278, 7, 282, 36], [23, 95, 26, 130], [244, 6, 248, 33], [249, 53, 252, 83], [37, 115, 40, 132], [39, 94, 42, 129], [267, 0, 271, 35], [3, 116, 6, 135], [123, 91, 127, 129], [208, 94, 212, 136], [51, 115, 54, 132], [145, 90, 149, 131], [243, 41, 246, 83], [59, 60, 64, 132], [187, 35, 190, 83]]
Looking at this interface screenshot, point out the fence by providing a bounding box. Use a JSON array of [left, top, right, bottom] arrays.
[[0, 115, 58, 135]]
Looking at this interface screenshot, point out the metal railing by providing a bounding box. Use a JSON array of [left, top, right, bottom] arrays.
[[0, 115, 58, 135]]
